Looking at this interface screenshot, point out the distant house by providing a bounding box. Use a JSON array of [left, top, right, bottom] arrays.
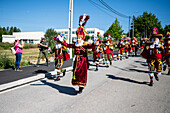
[[55, 28, 104, 42], [2, 28, 104, 44], [2, 32, 45, 44]]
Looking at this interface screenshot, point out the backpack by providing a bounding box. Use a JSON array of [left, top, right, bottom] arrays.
[[11, 47, 16, 55]]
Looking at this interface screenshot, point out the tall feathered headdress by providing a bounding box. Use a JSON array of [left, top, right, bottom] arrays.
[[150, 27, 163, 40], [77, 14, 90, 40], [79, 14, 90, 27]]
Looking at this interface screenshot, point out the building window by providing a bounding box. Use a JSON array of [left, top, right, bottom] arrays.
[[72, 31, 76, 34], [87, 30, 94, 34], [23, 39, 28, 43], [29, 40, 34, 44], [65, 31, 68, 34]]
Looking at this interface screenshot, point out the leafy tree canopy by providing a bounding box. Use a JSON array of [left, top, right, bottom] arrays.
[[104, 18, 124, 40], [44, 28, 58, 49], [0, 26, 21, 42], [131, 12, 163, 38]]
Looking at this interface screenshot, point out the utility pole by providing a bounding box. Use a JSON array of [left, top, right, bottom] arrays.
[[144, 26, 145, 38], [146, 26, 147, 38], [68, 0, 73, 58], [129, 16, 130, 38], [132, 15, 134, 38]]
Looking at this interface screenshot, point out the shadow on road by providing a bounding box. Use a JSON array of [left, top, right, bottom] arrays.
[[129, 68, 148, 73], [106, 74, 149, 86], [31, 80, 78, 96], [111, 65, 129, 71], [135, 60, 148, 66], [33, 70, 48, 74]]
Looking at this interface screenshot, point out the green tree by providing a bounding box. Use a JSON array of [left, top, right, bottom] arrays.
[[164, 25, 170, 35], [131, 12, 163, 38], [44, 28, 58, 49], [0, 26, 21, 42], [104, 18, 124, 40]]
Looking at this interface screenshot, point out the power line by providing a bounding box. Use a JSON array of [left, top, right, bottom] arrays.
[[88, 0, 115, 18], [88, 0, 129, 21], [98, 0, 129, 18]]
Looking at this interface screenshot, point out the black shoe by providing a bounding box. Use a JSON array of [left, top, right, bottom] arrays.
[[55, 76, 60, 81], [167, 71, 170, 75], [78, 87, 84, 94], [154, 73, 159, 81], [106, 65, 109, 68], [110, 61, 112, 65], [95, 68, 98, 71], [63, 69, 66, 76], [163, 65, 167, 71], [149, 82, 153, 86]]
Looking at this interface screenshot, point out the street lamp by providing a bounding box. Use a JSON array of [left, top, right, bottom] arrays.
[[132, 11, 138, 39]]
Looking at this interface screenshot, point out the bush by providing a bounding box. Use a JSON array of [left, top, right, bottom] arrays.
[[0, 42, 38, 50], [21, 61, 31, 67], [0, 54, 15, 69], [23, 43, 38, 49], [0, 42, 14, 50]]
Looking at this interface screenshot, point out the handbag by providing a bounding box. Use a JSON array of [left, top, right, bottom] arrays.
[[11, 47, 16, 55]]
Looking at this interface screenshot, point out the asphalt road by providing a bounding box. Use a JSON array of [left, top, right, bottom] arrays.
[[0, 56, 170, 113]]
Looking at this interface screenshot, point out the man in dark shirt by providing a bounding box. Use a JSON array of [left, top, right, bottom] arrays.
[[35, 37, 49, 67]]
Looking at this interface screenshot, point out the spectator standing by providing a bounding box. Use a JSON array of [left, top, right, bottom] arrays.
[[14, 38, 24, 71], [35, 37, 49, 67]]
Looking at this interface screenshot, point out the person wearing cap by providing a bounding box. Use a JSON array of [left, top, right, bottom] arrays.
[[14, 38, 24, 71], [52, 34, 69, 81], [140, 27, 164, 86], [35, 37, 49, 67], [163, 32, 170, 74]]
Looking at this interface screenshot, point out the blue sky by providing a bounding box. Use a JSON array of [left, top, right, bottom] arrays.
[[1, 0, 170, 33]]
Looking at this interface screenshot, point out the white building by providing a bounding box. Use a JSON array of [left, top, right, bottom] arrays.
[[2, 32, 45, 44], [2, 28, 104, 44], [55, 28, 104, 42]]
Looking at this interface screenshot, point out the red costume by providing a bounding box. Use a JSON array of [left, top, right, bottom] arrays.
[[59, 14, 94, 93], [103, 38, 114, 67], [163, 32, 170, 74], [117, 38, 125, 60], [92, 38, 102, 71], [131, 38, 138, 56], [140, 27, 164, 86], [124, 39, 131, 59], [140, 38, 147, 49]]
